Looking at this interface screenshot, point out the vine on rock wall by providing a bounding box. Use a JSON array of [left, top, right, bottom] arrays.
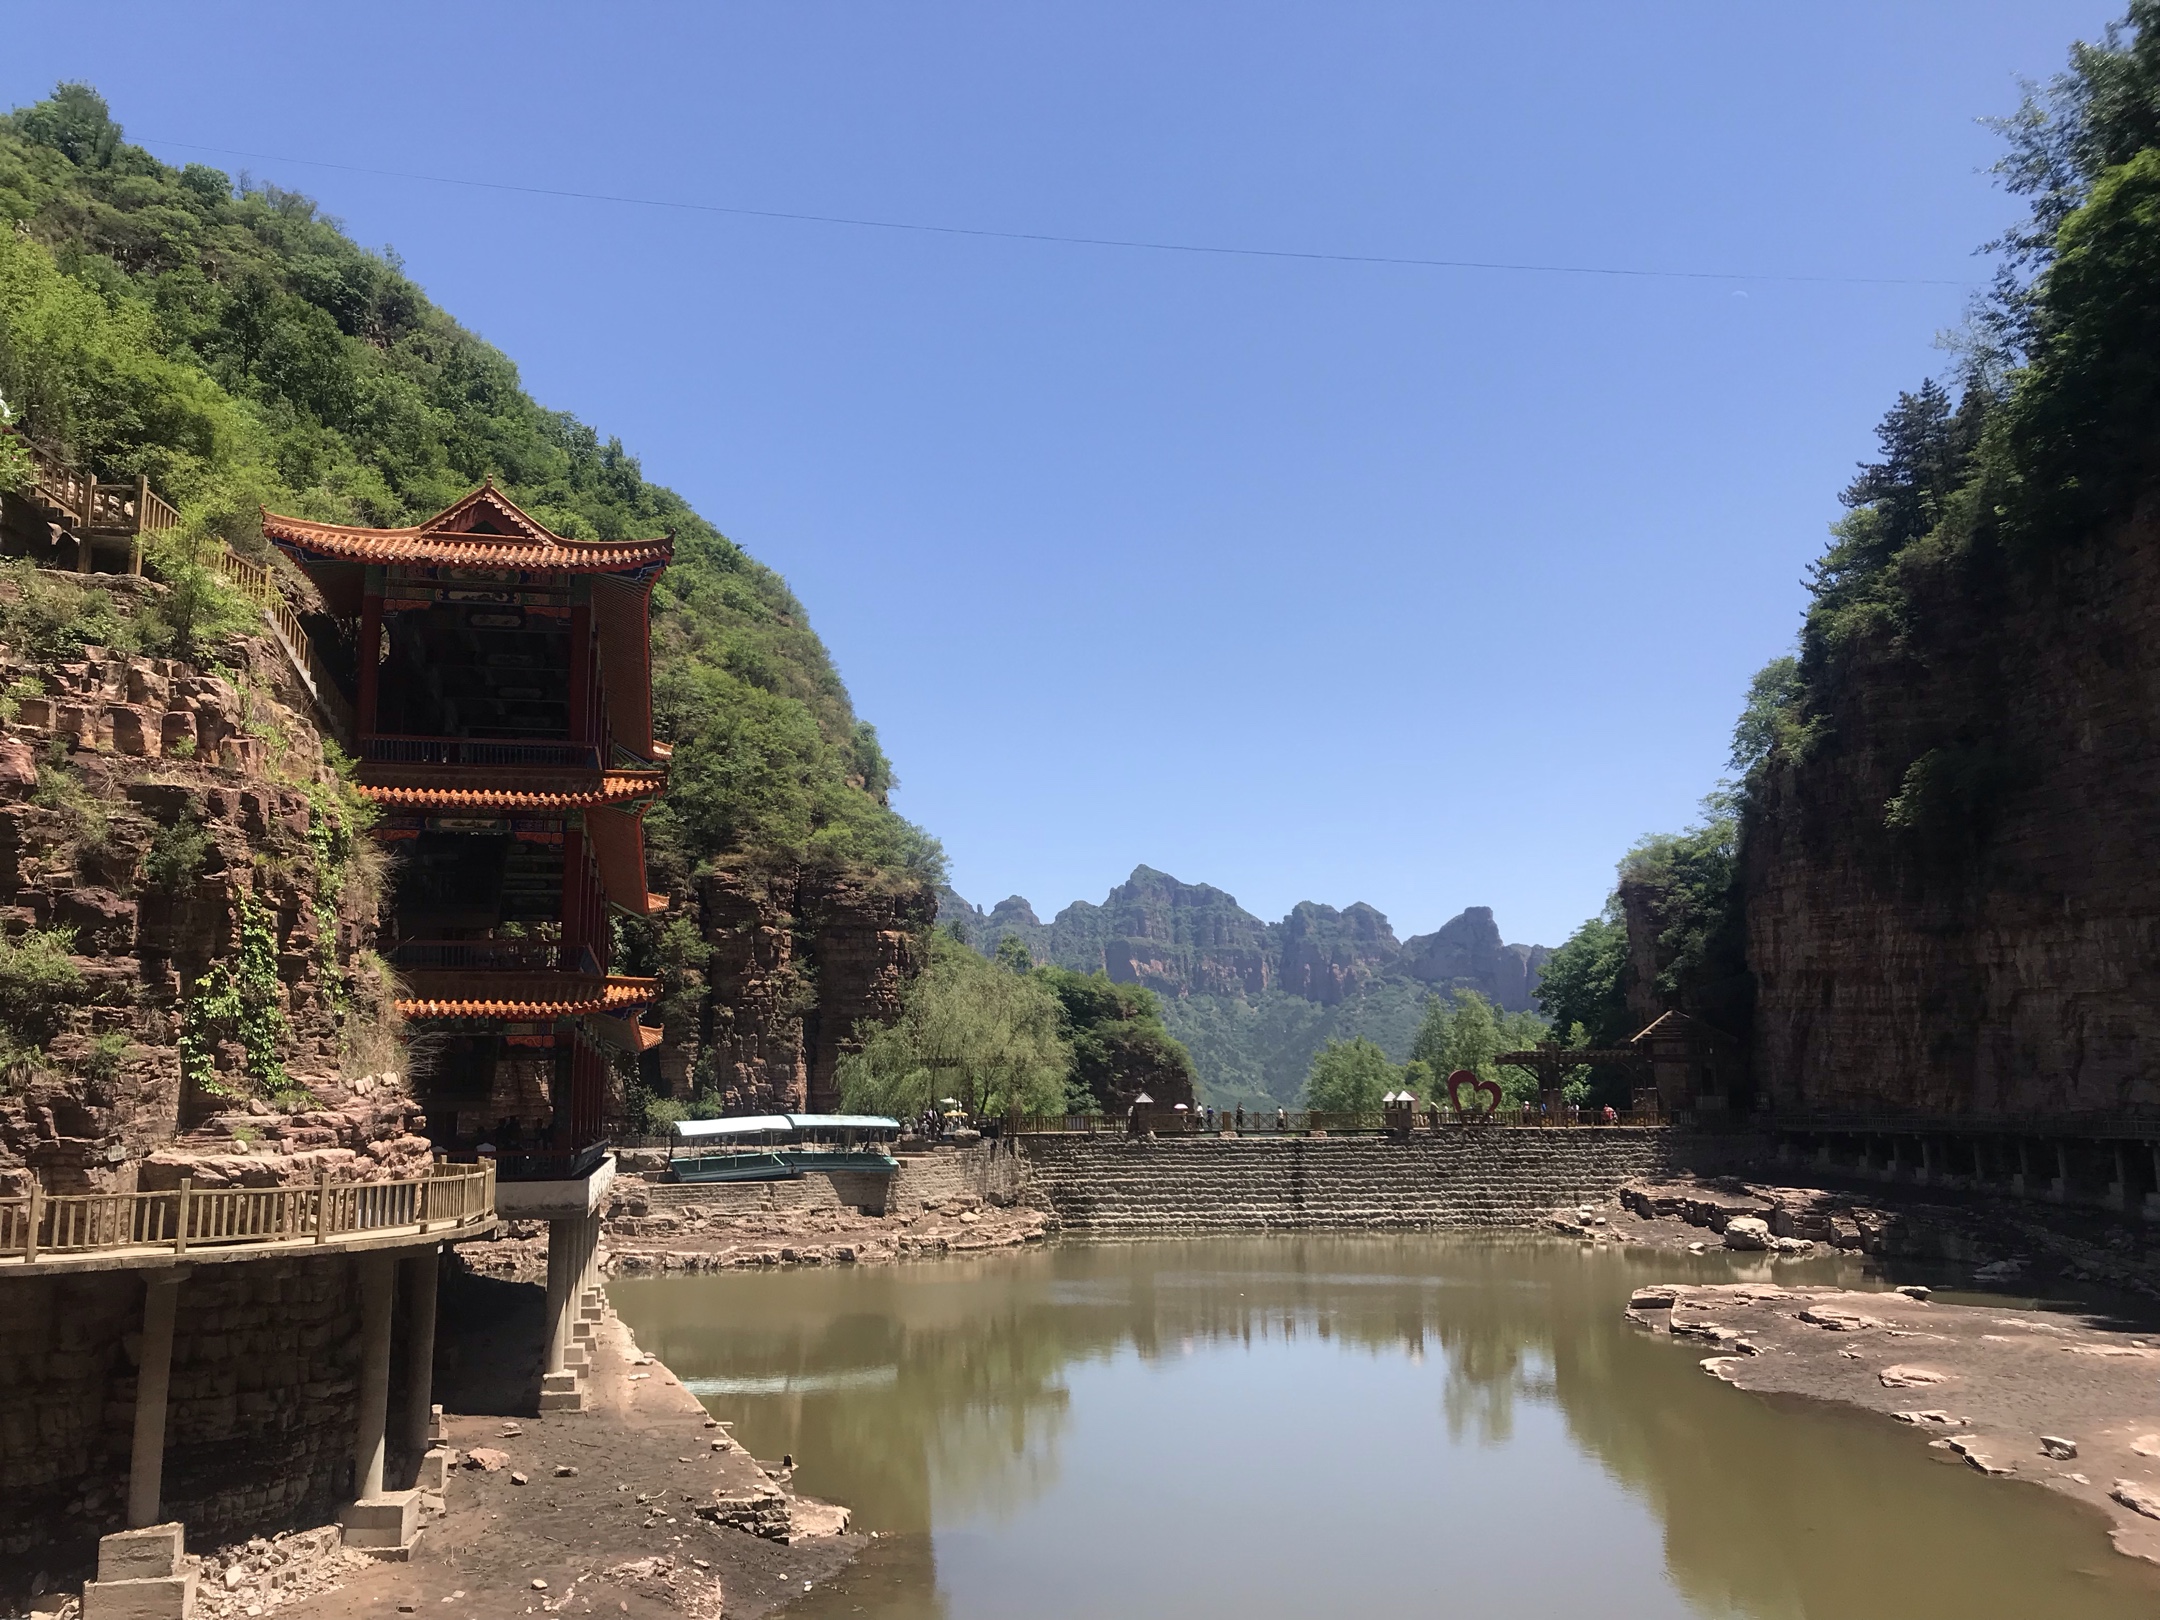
[[178, 886, 293, 1100]]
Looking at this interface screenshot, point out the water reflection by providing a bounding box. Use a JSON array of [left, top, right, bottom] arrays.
[[615, 1238, 2160, 1620]]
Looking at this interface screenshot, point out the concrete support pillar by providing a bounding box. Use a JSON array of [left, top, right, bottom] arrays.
[[544, 1217, 577, 1377], [1919, 1137, 1937, 1185], [2052, 1142, 2072, 1204], [2146, 1143, 2160, 1222], [2111, 1142, 2131, 1212], [126, 1270, 188, 1529], [352, 1254, 396, 1502], [401, 1246, 439, 1486], [2014, 1138, 2033, 1197]]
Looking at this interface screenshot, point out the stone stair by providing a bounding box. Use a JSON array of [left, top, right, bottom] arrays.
[[1019, 1131, 1687, 1233]]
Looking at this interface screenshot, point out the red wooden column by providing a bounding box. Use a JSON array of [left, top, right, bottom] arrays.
[[559, 826, 585, 972], [357, 576, 385, 738], [567, 600, 593, 754]]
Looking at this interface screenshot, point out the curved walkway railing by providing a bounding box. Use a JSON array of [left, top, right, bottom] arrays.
[[0, 1161, 495, 1267]]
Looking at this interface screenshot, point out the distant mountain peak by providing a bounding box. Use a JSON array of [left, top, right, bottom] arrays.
[[939, 870, 1548, 1013]]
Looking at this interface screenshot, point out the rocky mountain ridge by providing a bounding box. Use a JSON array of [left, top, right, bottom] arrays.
[[941, 867, 1550, 1106], [941, 865, 1549, 1012]]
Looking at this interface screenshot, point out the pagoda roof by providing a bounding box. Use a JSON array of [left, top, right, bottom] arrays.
[[356, 768, 667, 813], [586, 802, 669, 917], [397, 973, 659, 1022], [262, 482, 672, 575]]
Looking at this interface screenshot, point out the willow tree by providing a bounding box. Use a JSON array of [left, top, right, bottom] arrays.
[[839, 933, 1074, 1119]]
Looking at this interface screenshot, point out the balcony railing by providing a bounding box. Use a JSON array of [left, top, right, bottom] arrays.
[[362, 735, 601, 769], [389, 938, 561, 972], [0, 1162, 495, 1268]]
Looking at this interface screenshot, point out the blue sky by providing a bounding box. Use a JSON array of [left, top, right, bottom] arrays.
[[4, 2, 2120, 946]]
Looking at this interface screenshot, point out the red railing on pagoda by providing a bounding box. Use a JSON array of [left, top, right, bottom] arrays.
[[361, 736, 601, 769]]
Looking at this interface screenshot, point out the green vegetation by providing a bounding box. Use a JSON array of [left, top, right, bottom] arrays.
[[1158, 978, 1431, 1108], [1034, 964, 1195, 1111], [0, 84, 935, 892], [837, 932, 1073, 1118], [0, 924, 86, 1085], [1761, 2, 2160, 755], [142, 812, 208, 891], [1297, 990, 1554, 1110], [178, 887, 297, 1101], [1550, 6, 2160, 1052], [1303, 1037, 1397, 1112], [1408, 989, 1554, 1105]]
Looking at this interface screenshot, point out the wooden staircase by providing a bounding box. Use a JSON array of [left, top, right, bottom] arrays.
[[4, 430, 354, 742]]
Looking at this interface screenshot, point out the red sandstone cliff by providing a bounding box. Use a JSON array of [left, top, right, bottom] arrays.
[[663, 862, 935, 1114], [0, 603, 426, 1196]]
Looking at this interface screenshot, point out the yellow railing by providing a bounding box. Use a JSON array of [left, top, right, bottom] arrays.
[[0, 1161, 494, 1266]]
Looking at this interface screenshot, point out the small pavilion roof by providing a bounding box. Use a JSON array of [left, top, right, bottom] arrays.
[[356, 768, 667, 813], [262, 482, 672, 575]]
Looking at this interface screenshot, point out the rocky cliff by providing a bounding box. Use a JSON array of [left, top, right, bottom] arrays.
[[0, 582, 425, 1198], [941, 868, 1550, 1105], [1744, 504, 2160, 1119], [665, 864, 936, 1116]]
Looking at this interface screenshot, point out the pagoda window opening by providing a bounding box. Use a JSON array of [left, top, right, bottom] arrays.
[[377, 604, 572, 741], [385, 830, 569, 971]]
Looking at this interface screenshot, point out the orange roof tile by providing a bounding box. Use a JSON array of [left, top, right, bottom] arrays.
[[262, 483, 672, 575], [397, 976, 659, 1021], [358, 771, 666, 812]]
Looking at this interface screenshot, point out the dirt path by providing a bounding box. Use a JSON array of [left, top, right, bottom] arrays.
[[276, 1303, 863, 1620]]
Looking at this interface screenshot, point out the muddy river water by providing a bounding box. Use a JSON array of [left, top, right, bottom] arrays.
[[612, 1237, 2160, 1619]]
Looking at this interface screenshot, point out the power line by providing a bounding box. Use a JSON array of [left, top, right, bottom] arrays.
[[137, 135, 1972, 290]]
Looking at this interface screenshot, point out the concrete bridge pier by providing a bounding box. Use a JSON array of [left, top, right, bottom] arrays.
[[401, 1245, 440, 1487], [339, 1254, 422, 1558]]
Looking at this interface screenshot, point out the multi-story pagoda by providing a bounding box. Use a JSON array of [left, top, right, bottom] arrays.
[[263, 481, 669, 1156]]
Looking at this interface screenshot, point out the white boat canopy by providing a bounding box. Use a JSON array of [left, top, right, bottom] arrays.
[[786, 1114, 902, 1132], [672, 1115, 793, 1139], [670, 1113, 901, 1140]]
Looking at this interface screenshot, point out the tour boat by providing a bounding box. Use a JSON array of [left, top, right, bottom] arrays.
[[667, 1114, 904, 1183]]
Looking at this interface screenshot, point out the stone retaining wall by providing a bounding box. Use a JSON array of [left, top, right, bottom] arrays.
[[617, 1143, 1027, 1223], [0, 1255, 367, 1593], [1020, 1130, 1739, 1233]]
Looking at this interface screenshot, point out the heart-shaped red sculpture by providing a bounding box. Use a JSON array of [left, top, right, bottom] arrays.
[[1447, 1069, 1503, 1116]]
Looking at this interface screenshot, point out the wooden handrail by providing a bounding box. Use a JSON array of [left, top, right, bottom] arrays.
[[215, 545, 356, 741], [0, 1161, 494, 1267]]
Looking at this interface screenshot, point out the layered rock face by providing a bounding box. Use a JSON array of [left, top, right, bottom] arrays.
[[942, 868, 1548, 1012], [1745, 511, 2160, 1117], [0, 620, 423, 1197], [683, 863, 936, 1114]]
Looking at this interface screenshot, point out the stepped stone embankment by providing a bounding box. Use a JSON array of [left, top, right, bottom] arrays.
[[1021, 1131, 1732, 1233]]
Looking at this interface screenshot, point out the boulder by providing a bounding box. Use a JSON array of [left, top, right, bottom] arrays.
[[1722, 1216, 1771, 1250]]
